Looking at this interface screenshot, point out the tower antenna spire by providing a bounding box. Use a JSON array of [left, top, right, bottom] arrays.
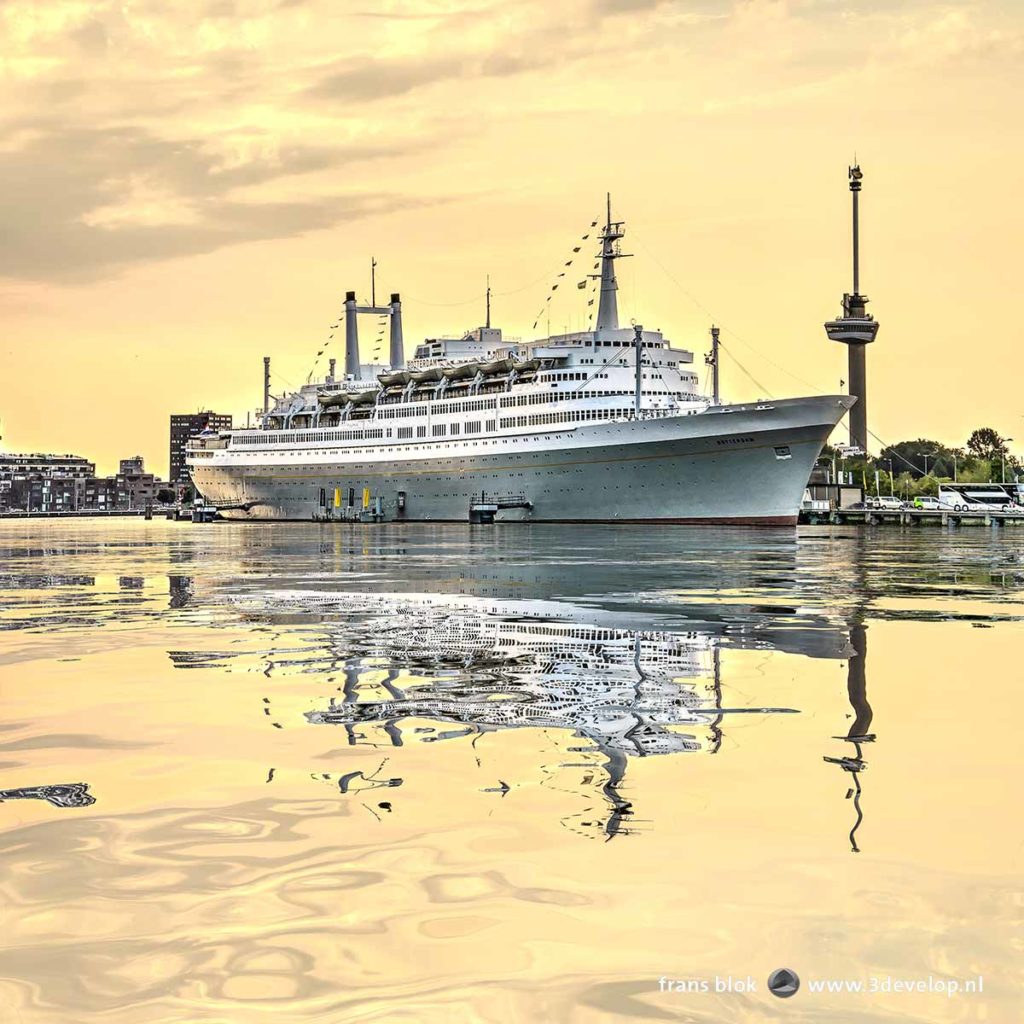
[[486, 275, 491, 329], [371, 257, 377, 307]]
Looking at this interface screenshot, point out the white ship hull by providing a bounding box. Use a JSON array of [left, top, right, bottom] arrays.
[[190, 395, 852, 525]]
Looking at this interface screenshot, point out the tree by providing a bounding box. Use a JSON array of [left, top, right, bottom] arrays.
[[877, 439, 953, 479], [966, 427, 1008, 462], [156, 488, 176, 505]]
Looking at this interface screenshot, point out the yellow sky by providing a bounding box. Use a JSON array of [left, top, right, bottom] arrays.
[[1, 0, 1022, 476]]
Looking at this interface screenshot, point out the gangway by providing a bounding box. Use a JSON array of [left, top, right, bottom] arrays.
[[469, 492, 532, 524]]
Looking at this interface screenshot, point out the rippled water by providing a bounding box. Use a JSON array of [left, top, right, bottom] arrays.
[[0, 520, 1021, 1022]]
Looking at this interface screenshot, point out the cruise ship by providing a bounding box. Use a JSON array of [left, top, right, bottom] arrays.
[[188, 204, 853, 524]]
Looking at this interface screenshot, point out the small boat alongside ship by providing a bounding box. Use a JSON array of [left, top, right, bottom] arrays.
[[188, 201, 853, 524]]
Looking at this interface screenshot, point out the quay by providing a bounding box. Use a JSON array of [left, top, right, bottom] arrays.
[[0, 508, 152, 520], [800, 507, 1024, 527]]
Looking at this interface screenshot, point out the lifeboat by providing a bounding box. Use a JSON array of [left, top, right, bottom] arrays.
[[410, 367, 445, 383], [317, 388, 377, 407], [378, 370, 410, 387], [480, 357, 515, 375], [443, 362, 480, 381], [317, 391, 350, 407], [348, 389, 378, 406]]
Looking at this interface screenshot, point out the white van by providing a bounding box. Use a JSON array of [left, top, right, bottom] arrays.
[[869, 496, 903, 510]]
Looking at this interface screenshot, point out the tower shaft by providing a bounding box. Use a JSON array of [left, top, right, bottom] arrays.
[[848, 343, 867, 451]]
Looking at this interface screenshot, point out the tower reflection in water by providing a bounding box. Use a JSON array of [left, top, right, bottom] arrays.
[[241, 590, 802, 840], [823, 531, 875, 853], [824, 619, 874, 853]]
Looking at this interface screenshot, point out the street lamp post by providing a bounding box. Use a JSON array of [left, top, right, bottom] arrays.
[[885, 459, 894, 496], [1002, 439, 1014, 484]]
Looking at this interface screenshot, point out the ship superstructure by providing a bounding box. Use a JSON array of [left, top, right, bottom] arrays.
[[188, 201, 853, 524]]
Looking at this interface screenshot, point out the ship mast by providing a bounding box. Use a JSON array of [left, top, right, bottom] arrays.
[[633, 323, 644, 415], [595, 193, 630, 331]]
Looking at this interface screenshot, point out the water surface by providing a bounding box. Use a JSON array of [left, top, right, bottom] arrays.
[[0, 520, 1021, 1021]]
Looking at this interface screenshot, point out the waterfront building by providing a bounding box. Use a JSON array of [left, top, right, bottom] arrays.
[[0, 452, 95, 483], [804, 461, 865, 511], [82, 476, 118, 510], [0, 453, 95, 512], [113, 455, 163, 509], [5, 476, 84, 513], [169, 412, 232, 484]]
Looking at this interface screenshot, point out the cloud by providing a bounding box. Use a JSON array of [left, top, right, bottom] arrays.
[[891, 6, 1024, 65], [70, 17, 110, 53], [4, 0, 1017, 286], [304, 1, 620, 103], [306, 54, 453, 102], [0, 123, 432, 281]]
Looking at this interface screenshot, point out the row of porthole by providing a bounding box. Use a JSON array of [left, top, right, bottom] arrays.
[[206, 452, 721, 480], [238, 463, 711, 489]]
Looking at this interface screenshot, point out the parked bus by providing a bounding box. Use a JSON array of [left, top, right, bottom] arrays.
[[937, 483, 1022, 511]]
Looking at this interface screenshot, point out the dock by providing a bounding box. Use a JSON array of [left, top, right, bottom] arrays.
[[0, 508, 153, 520], [800, 507, 1024, 527]]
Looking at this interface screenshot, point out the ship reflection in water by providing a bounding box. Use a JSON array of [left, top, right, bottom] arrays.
[[232, 589, 820, 840]]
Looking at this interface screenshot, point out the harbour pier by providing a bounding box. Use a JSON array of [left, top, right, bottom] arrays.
[[801, 506, 1024, 527]]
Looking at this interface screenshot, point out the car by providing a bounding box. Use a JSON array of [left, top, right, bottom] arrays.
[[911, 496, 954, 511], [869, 496, 903, 510]]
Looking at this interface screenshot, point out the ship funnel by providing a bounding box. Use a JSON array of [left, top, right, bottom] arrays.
[[344, 290, 360, 378], [389, 293, 404, 369]]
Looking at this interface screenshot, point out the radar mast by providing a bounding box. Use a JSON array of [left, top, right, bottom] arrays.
[[595, 193, 631, 331]]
